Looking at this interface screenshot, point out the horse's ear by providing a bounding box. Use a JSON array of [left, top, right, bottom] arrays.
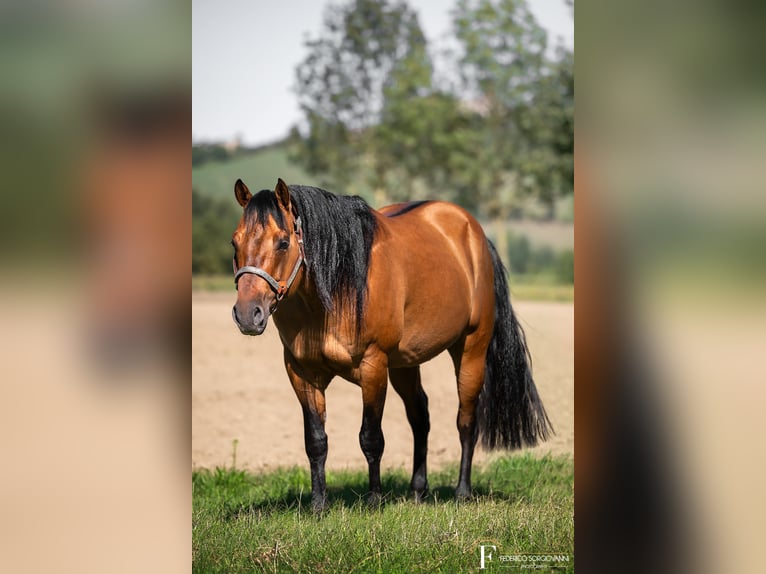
[[234, 179, 252, 208], [275, 178, 291, 210]]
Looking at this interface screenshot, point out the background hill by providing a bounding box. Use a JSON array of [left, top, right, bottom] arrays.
[[193, 143, 312, 200]]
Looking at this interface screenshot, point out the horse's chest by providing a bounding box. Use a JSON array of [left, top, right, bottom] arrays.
[[283, 331, 359, 374]]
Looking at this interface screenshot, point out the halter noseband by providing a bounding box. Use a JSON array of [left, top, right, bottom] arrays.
[[233, 216, 305, 304]]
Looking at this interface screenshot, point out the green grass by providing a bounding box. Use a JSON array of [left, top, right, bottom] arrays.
[[508, 273, 574, 303], [193, 454, 573, 573], [509, 283, 574, 303], [193, 146, 312, 199], [193, 274, 235, 292]]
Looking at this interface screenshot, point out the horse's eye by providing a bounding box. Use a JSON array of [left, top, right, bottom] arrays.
[[277, 239, 289, 251]]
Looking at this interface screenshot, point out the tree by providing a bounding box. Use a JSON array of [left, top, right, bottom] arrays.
[[192, 189, 241, 274], [452, 0, 573, 217], [375, 57, 484, 204], [192, 144, 231, 167], [291, 0, 431, 201], [453, 0, 548, 110], [514, 44, 574, 211]]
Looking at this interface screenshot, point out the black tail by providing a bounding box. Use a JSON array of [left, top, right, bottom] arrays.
[[476, 240, 553, 450]]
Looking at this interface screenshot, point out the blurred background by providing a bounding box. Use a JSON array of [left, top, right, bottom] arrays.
[[577, 1, 766, 573], [0, 1, 190, 572]]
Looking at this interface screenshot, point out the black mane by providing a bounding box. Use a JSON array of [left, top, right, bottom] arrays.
[[385, 200, 431, 218], [245, 185, 377, 330]]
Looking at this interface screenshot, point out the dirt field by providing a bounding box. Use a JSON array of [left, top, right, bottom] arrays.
[[192, 292, 573, 472]]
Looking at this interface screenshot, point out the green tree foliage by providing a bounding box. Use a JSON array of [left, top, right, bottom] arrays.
[[506, 231, 558, 276], [375, 90, 483, 205], [192, 188, 241, 274], [515, 45, 573, 210], [556, 248, 574, 284], [192, 143, 231, 167], [453, 0, 548, 110], [291, 0, 431, 199], [453, 0, 573, 218], [288, 0, 573, 218], [507, 232, 532, 274]]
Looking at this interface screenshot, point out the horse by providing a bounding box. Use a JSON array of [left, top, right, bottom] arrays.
[[231, 178, 552, 510]]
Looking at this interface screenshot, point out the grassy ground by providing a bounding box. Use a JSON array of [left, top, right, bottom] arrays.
[[193, 454, 573, 573], [193, 275, 235, 292], [193, 274, 573, 303], [507, 273, 574, 303]]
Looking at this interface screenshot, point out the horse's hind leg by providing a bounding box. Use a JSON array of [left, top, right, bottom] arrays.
[[449, 333, 491, 499], [358, 352, 389, 505], [389, 366, 430, 501]]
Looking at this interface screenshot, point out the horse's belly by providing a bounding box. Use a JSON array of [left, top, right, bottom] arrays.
[[387, 313, 467, 368]]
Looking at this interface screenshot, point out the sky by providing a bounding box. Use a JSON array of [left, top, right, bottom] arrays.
[[193, 0, 573, 146]]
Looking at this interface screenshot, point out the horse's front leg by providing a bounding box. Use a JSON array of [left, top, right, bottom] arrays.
[[284, 351, 330, 512], [358, 351, 389, 505]]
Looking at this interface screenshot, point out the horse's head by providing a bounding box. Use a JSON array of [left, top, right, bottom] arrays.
[[231, 178, 305, 335]]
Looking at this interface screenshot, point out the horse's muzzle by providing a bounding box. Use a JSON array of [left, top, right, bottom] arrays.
[[232, 303, 269, 336]]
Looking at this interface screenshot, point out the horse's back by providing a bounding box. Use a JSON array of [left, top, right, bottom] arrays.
[[371, 201, 495, 366], [380, 200, 490, 278]]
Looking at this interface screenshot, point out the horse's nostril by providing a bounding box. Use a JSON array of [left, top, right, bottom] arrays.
[[233, 304, 267, 334]]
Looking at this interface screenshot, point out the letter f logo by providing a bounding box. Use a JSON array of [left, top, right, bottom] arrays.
[[480, 545, 496, 569]]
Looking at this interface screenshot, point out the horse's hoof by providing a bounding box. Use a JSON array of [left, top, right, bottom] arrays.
[[311, 497, 328, 514], [412, 486, 429, 503], [455, 485, 472, 500], [367, 491, 383, 508]]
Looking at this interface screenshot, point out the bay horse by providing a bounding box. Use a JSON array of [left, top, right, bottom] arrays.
[[231, 178, 552, 510]]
